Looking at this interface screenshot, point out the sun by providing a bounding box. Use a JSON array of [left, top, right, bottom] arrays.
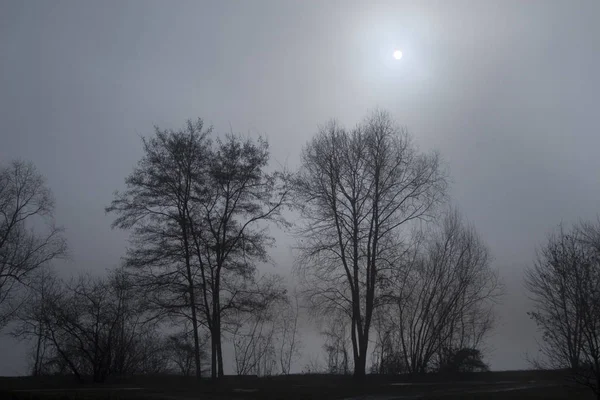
[[393, 50, 403, 60]]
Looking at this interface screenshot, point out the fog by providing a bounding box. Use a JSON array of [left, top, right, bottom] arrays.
[[1, 0, 600, 375]]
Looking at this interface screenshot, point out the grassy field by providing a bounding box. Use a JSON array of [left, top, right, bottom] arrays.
[[0, 370, 594, 400]]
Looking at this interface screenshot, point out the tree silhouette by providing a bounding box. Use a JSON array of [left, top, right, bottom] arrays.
[[294, 110, 448, 378]]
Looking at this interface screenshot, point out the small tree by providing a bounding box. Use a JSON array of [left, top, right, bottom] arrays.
[[11, 266, 62, 375], [230, 275, 287, 376], [277, 290, 302, 375], [526, 220, 600, 398], [439, 348, 489, 373], [232, 311, 277, 376], [322, 314, 351, 375], [371, 312, 406, 375], [164, 327, 207, 376]]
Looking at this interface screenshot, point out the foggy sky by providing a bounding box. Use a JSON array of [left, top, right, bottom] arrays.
[[1, 0, 600, 375]]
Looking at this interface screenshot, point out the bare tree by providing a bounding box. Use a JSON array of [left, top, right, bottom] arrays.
[[294, 110, 448, 378], [11, 266, 62, 375], [108, 122, 291, 379], [232, 309, 277, 376], [526, 223, 588, 370], [107, 119, 211, 380], [322, 313, 351, 375], [189, 134, 291, 378], [392, 209, 500, 373], [232, 282, 302, 376], [367, 209, 499, 375], [23, 268, 168, 382], [371, 308, 406, 374], [106, 267, 167, 377], [277, 290, 302, 375], [230, 274, 287, 376], [526, 220, 600, 398], [0, 160, 67, 329]]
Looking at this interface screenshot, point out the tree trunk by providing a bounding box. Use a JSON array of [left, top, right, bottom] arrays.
[[211, 330, 218, 379], [183, 226, 202, 381], [190, 305, 202, 380], [343, 345, 349, 375], [354, 331, 369, 379], [210, 274, 223, 379], [354, 355, 366, 378], [352, 346, 367, 378], [209, 286, 219, 379], [33, 323, 43, 376], [350, 315, 360, 375], [217, 326, 224, 377], [190, 304, 206, 380]]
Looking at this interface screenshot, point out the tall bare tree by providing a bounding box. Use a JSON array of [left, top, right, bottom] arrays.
[[107, 119, 211, 379], [189, 134, 291, 378], [0, 160, 67, 329], [294, 110, 448, 378], [108, 120, 291, 379]]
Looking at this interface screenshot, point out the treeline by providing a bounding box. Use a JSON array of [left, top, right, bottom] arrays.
[[10, 266, 300, 381], [1, 110, 503, 381], [13, 268, 171, 380]]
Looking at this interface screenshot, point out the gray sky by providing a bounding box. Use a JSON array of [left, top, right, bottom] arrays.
[[1, 0, 600, 375]]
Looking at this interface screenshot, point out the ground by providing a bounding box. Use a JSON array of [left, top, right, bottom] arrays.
[[0, 370, 594, 400]]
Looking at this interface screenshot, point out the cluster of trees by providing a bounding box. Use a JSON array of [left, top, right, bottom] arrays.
[[295, 111, 500, 377], [9, 109, 600, 400], [1, 110, 503, 381], [526, 220, 600, 397], [105, 119, 298, 379], [11, 262, 302, 382], [12, 268, 175, 381]]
